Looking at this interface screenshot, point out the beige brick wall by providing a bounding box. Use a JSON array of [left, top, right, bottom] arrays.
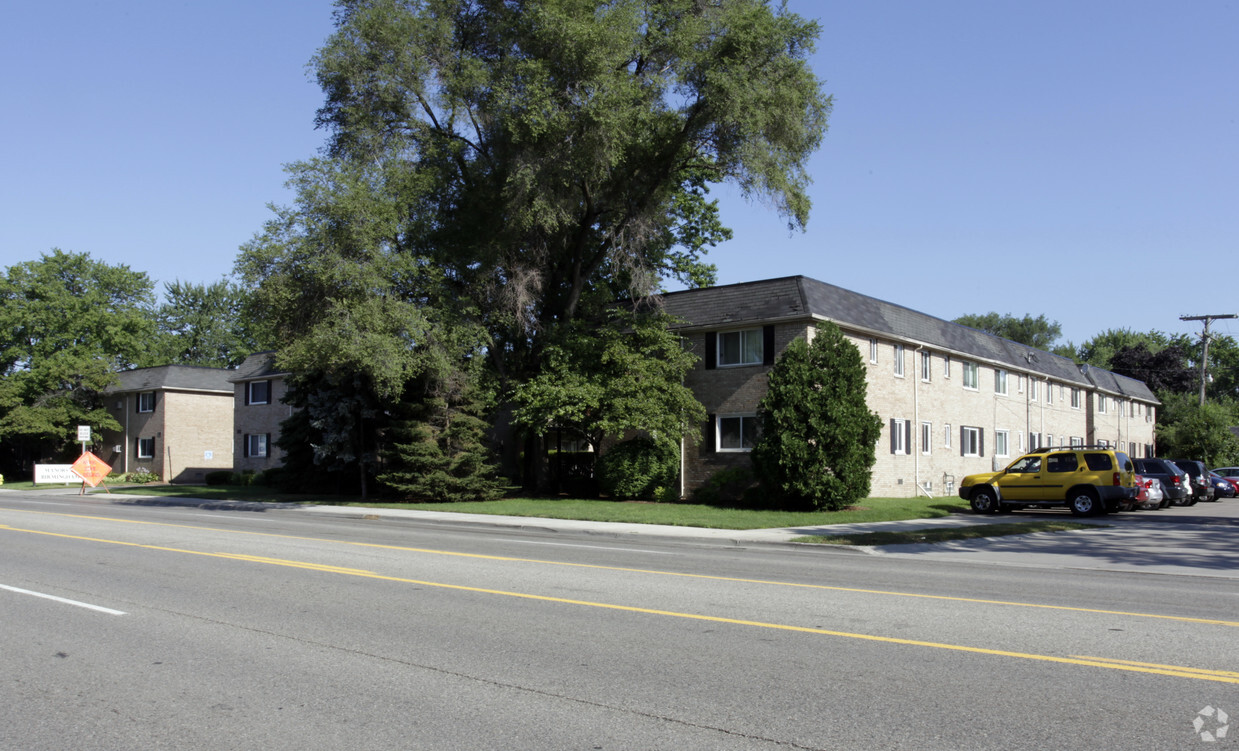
[[679, 322, 1159, 500], [234, 377, 291, 473], [101, 390, 233, 482]]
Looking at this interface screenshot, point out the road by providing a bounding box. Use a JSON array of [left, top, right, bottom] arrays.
[[2, 490, 1236, 750]]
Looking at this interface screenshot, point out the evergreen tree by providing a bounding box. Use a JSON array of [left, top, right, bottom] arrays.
[[751, 322, 882, 510]]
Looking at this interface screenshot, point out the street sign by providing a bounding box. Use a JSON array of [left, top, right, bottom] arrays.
[[77, 425, 91, 443], [71, 452, 112, 489]]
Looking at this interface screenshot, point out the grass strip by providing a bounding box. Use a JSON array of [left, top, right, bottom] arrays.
[[794, 521, 1101, 546]]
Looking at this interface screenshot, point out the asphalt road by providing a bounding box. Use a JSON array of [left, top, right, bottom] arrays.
[[2, 491, 1236, 750]]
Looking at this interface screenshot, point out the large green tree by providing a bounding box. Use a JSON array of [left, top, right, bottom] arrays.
[[155, 279, 262, 368], [307, 0, 829, 374], [0, 250, 161, 471], [751, 322, 883, 510]]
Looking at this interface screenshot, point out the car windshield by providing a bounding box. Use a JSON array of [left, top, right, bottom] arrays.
[[1006, 456, 1042, 473]]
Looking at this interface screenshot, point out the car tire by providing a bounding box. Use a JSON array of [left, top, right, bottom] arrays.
[[969, 487, 999, 514], [1068, 490, 1100, 517]]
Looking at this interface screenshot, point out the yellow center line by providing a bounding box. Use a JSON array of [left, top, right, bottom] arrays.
[[2, 521, 1237, 685], [4, 507, 1238, 630]]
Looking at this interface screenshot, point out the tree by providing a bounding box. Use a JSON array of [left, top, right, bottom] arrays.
[[308, 0, 829, 376], [1107, 341, 1195, 394], [953, 312, 1063, 350], [751, 322, 883, 510], [1154, 393, 1239, 466], [155, 279, 262, 368], [378, 364, 505, 502], [511, 310, 705, 456], [0, 250, 161, 472], [1075, 328, 1172, 370]]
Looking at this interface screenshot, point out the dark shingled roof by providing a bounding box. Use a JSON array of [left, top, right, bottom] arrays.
[[228, 352, 288, 383], [107, 365, 234, 394], [658, 276, 1158, 403]]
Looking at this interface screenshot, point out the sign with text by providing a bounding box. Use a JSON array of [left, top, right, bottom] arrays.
[[77, 425, 91, 443], [71, 452, 112, 488], [34, 464, 78, 484]]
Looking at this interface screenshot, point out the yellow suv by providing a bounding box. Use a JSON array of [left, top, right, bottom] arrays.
[[958, 446, 1137, 516]]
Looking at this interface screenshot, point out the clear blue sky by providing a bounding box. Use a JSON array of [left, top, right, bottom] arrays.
[[3, 1, 1236, 349]]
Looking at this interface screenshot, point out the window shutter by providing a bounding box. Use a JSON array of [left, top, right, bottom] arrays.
[[704, 333, 717, 370], [890, 419, 898, 454], [979, 428, 985, 457], [265, 433, 272, 457], [960, 426, 966, 457], [243, 435, 250, 458], [904, 420, 912, 453], [762, 325, 775, 366], [707, 414, 716, 452], [244, 384, 251, 406]]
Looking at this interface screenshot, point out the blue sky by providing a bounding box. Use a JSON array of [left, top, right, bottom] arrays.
[[3, 1, 1236, 349]]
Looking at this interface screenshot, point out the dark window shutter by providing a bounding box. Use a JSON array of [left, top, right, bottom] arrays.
[[762, 325, 775, 366], [265, 433, 272, 457], [244, 384, 251, 406], [904, 420, 912, 453], [707, 414, 716, 452], [979, 428, 985, 457], [243, 435, 250, 458], [890, 419, 898, 454], [704, 333, 717, 370], [961, 426, 966, 457]]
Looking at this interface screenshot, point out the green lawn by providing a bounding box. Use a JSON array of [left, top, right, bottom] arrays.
[[96, 484, 968, 530]]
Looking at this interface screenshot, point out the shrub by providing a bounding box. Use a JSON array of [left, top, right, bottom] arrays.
[[125, 470, 159, 484], [204, 470, 233, 486], [692, 466, 760, 507], [596, 436, 678, 500]]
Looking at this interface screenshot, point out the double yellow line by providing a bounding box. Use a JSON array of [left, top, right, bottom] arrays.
[[3, 512, 1238, 685]]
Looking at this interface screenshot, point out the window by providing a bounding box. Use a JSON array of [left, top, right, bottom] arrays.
[[1047, 453, 1079, 473], [962, 361, 979, 390], [1046, 381, 1053, 405], [245, 433, 270, 458], [944, 423, 952, 449], [137, 437, 155, 459], [944, 355, 951, 379], [869, 339, 878, 364], [891, 418, 910, 455], [994, 369, 1008, 395], [137, 392, 155, 413], [1017, 430, 1024, 451], [719, 329, 764, 367], [246, 380, 271, 406], [1097, 394, 1107, 414], [919, 421, 932, 455], [1029, 379, 1038, 402], [1071, 388, 1081, 409], [921, 351, 932, 382], [893, 345, 905, 377], [961, 426, 983, 457], [1070, 436, 1084, 448], [716, 415, 758, 452], [995, 430, 1009, 457], [1030, 432, 1041, 451], [1017, 375, 1024, 393]]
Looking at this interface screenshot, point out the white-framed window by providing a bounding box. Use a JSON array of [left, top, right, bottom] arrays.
[[994, 369, 1008, 395], [944, 423, 952, 449], [944, 355, 951, 379], [995, 430, 1010, 458], [921, 421, 932, 455], [1098, 394, 1107, 414], [716, 414, 758, 452], [961, 426, 982, 457], [1018, 375, 1025, 394], [1046, 381, 1053, 405], [246, 380, 272, 406], [893, 345, 905, 377], [137, 436, 155, 459], [1070, 436, 1083, 448], [137, 392, 155, 413], [891, 418, 910, 455], [1029, 379, 1038, 402], [245, 433, 270, 458], [962, 361, 979, 390], [921, 351, 932, 382], [1017, 430, 1024, 451], [718, 329, 763, 367], [869, 339, 878, 364], [1071, 388, 1081, 409]]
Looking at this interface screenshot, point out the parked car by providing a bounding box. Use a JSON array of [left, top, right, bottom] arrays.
[[1134, 474, 1166, 510], [1213, 466, 1239, 483], [1132, 458, 1193, 506], [1170, 459, 1216, 502], [959, 446, 1136, 516], [1208, 471, 1236, 498]]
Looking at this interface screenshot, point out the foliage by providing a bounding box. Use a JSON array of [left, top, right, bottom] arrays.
[[691, 465, 760, 507], [1201, 334, 1239, 402], [1154, 393, 1239, 466], [1106, 341, 1195, 394], [124, 470, 160, 484], [378, 366, 505, 502], [953, 312, 1063, 350], [0, 250, 161, 468], [154, 280, 263, 368], [1075, 328, 1173, 370], [511, 311, 705, 452], [306, 0, 829, 375], [595, 436, 679, 501], [204, 471, 233, 486], [751, 322, 883, 510]]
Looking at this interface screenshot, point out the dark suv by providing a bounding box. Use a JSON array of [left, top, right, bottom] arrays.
[[1132, 458, 1193, 506], [1170, 459, 1216, 503]]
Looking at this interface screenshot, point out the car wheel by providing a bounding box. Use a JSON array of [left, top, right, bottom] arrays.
[[969, 487, 999, 514], [1068, 490, 1100, 516]]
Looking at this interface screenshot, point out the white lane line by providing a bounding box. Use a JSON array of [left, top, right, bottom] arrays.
[[0, 584, 127, 615]]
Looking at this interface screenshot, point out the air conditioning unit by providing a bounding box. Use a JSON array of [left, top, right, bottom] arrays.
[[113, 445, 122, 453]]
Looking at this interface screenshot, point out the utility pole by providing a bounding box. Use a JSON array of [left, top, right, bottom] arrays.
[[1180, 313, 1237, 405]]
